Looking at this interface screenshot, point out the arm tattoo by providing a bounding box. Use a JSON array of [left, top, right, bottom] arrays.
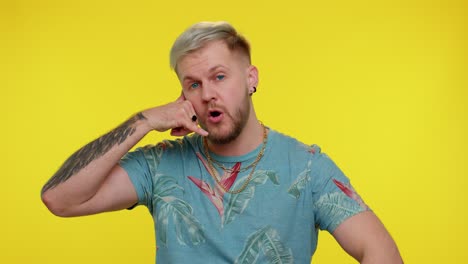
[[41, 112, 147, 194]]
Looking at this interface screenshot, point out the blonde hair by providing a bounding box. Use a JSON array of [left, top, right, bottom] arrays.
[[170, 21, 251, 71]]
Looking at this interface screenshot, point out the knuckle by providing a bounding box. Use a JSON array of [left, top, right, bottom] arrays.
[[176, 107, 186, 117]]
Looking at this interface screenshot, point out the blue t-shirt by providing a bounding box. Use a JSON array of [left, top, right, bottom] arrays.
[[120, 129, 369, 263]]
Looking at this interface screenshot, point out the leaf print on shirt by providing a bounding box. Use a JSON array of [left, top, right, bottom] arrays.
[[153, 174, 205, 247], [187, 176, 224, 216], [332, 178, 369, 210], [223, 170, 279, 226], [189, 153, 279, 227], [287, 159, 312, 199], [187, 152, 241, 223], [314, 191, 368, 232], [235, 225, 293, 264], [157, 139, 174, 151]]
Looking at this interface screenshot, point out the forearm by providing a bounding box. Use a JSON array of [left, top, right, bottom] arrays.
[[41, 113, 150, 213]]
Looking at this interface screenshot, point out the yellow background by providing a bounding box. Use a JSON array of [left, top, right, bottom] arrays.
[[1, 0, 466, 263]]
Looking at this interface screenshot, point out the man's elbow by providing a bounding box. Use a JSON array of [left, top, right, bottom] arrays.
[[41, 190, 74, 217]]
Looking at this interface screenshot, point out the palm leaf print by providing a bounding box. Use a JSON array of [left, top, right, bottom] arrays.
[[153, 175, 205, 246], [314, 191, 366, 231], [235, 226, 293, 264], [157, 197, 205, 246], [223, 170, 279, 226], [287, 160, 312, 199], [153, 174, 184, 198]]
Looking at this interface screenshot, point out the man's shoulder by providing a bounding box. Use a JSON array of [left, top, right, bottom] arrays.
[[157, 134, 200, 150], [130, 134, 200, 158], [269, 128, 322, 155]]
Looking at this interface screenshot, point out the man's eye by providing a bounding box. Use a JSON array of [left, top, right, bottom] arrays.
[[190, 83, 200, 89], [216, 75, 225, 81]]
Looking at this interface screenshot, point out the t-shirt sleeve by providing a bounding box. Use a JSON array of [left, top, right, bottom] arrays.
[[119, 144, 164, 212], [309, 145, 371, 233]]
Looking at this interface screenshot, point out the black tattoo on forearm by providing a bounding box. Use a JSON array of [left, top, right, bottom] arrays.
[[41, 112, 147, 194]]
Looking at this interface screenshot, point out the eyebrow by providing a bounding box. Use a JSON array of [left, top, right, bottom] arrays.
[[182, 65, 227, 83]]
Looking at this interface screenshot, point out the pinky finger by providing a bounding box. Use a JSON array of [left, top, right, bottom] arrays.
[[188, 123, 208, 137]]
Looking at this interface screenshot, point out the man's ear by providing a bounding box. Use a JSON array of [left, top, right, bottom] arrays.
[[247, 65, 259, 90]]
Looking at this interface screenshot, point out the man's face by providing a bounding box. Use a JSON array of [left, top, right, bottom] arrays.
[[177, 40, 257, 144]]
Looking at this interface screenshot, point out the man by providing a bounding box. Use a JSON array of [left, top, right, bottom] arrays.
[[41, 21, 403, 263]]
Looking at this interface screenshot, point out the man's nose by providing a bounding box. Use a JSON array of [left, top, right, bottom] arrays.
[[201, 82, 217, 102]]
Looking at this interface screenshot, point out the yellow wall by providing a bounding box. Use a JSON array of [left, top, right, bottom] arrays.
[[2, 0, 466, 263]]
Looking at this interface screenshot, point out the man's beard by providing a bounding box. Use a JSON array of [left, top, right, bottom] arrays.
[[202, 93, 250, 145]]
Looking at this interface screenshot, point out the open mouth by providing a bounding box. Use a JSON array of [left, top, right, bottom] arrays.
[[208, 110, 223, 123], [210, 111, 221, 117]]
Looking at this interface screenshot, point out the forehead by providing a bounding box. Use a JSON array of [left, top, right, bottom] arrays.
[[177, 40, 244, 79]]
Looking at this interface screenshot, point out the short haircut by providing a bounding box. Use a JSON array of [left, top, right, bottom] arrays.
[[170, 21, 251, 71]]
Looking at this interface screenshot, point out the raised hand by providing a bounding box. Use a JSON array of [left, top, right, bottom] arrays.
[[142, 93, 208, 137]]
